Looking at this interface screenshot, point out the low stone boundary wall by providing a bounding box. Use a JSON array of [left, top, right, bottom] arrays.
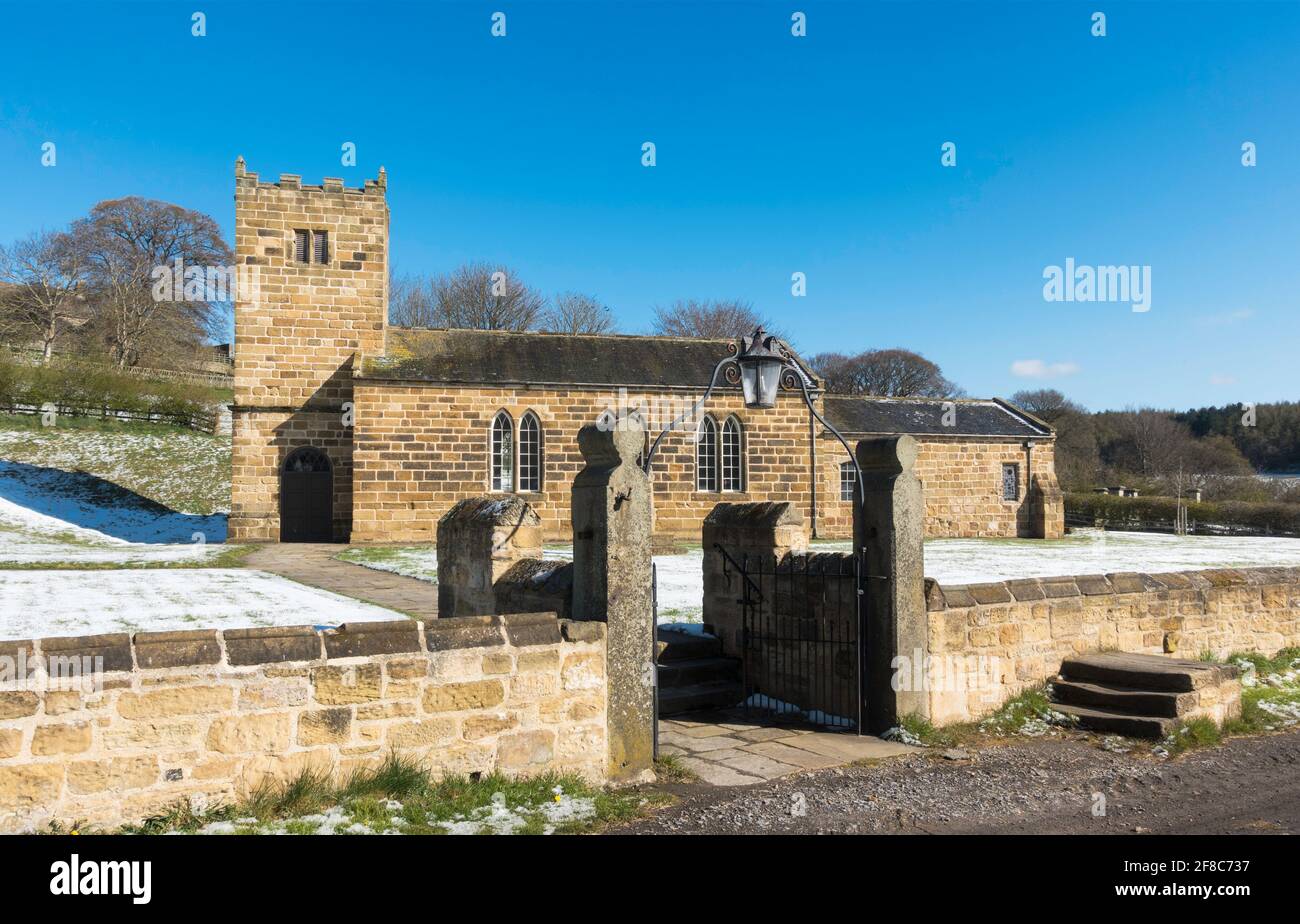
[[925, 567, 1300, 724], [0, 613, 606, 833]]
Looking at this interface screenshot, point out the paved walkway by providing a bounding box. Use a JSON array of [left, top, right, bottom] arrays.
[[243, 544, 437, 620], [659, 708, 917, 785]]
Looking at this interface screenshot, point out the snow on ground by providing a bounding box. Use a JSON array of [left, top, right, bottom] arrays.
[[829, 528, 1300, 585], [341, 529, 1300, 623], [0, 425, 230, 516], [0, 569, 402, 638], [0, 462, 227, 564]]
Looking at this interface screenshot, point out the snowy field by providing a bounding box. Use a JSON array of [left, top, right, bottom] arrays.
[[0, 461, 227, 564], [823, 529, 1300, 585], [0, 569, 403, 638], [0, 425, 230, 516], [342, 529, 1300, 623]]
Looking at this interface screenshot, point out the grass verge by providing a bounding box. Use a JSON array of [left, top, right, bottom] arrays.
[[1163, 646, 1300, 756], [0, 543, 253, 571], [893, 685, 1073, 749], [107, 754, 667, 836]]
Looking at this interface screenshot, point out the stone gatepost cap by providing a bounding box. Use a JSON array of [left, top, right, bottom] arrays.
[[703, 501, 804, 528], [438, 495, 540, 528], [577, 422, 644, 465], [854, 433, 918, 474]]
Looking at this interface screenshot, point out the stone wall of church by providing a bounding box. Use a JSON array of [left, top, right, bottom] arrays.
[[229, 164, 388, 541], [349, 380, 1061, 544], [815, 436, 1058, 540], [350, 381, 815, 543]]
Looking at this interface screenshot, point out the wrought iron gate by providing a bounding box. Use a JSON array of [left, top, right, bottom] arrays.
[[724, 547, 865, 731]]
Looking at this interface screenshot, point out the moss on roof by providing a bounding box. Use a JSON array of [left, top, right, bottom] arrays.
[[361, 327, 818, 390]]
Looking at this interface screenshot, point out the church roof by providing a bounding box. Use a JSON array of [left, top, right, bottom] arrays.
[[822, 395, 1052, 439], [360, 327, 820, 391]]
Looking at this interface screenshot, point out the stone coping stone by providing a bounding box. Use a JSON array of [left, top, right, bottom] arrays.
[[438, 495, 538, 527], [938, 585, 976, 608], [1040, 579, 1081, 599], [1074, 574, 1114, 596], [225, 625, 322, 666], [134, 629, 221, 669], [703, 501, 803, 529], [7, 610, 592, 677], [41, 633, 133, 673], [423, 615, 506, 651], [0, 638, 37, 664], [1006, 579, 1046, 602], [324, 620, 422, 659], [929, 567, 1300, 609], [968, 583, 1013, 605], [501, 612, 564, 647], [559, 619, 606, 643]]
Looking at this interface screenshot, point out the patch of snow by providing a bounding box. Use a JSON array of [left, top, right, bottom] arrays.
[[743, 693, 852, 728], [0, 569, 404, 637], [0, 460, 226, 546], [436, 792, 596, 836], [881, 725, 923, 747]]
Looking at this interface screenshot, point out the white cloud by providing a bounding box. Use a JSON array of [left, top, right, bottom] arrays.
[[1197, 308, 1255, 328], [1209, 373, 1238, 385], [1010, 359, 1080, 379]]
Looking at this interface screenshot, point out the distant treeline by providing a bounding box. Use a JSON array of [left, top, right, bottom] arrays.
[[1010, 389, 1299, 505], [1175, 401, 1300, 473]]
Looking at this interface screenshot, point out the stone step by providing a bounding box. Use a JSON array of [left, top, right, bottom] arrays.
[[1050, 702, 1178, 739], [1051, 679, 1193, 718], [656, 656, 741, 689], [655, 628, 721, 663], [1060, 652, 1236, 693], [658, 680, 744, 716]]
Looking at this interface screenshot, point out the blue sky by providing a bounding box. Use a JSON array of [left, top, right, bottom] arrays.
[[2, 0, 1298, 412]]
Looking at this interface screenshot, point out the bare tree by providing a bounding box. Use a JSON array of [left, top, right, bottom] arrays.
[[426, 262, 546, 331], [0, 231, 88, 362], [810, 348, 963, 398], [1008, 388, 1085, 423], [543, 292, 616, 334], [389, 269, 439, 328], [70, 197, 231, 367], [651, 298, 774, 339]]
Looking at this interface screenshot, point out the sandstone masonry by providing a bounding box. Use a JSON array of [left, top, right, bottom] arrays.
[[0, 614, 606, 833]]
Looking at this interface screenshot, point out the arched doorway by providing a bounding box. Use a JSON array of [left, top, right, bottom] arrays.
[[280, 447, 333, 542]]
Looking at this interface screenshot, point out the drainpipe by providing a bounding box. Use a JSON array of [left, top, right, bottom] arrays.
[[809, 401, 819, 538]]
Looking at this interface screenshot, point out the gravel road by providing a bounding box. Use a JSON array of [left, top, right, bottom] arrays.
[[613, 730, 1300, 835]]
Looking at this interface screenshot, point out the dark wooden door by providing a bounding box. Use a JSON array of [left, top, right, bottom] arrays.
[[280, 449, 333, 542]]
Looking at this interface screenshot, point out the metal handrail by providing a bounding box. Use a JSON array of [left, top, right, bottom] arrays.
[[712, 542, 765, 603]]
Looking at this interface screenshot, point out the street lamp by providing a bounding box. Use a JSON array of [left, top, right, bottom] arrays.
[[735, 327, 785, 409], [640, 326, 864, 503]]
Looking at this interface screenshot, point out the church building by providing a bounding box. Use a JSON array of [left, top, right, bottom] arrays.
[[228, 162, 1064, 544]]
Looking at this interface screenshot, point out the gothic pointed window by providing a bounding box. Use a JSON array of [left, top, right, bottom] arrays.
[[518, 412, 542, 493], [721, 416, 744, 492], [696, 416, 718, 492], [491, 411, 514, 492]]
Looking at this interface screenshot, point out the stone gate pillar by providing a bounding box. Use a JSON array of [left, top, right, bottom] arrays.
[[435, 496, 542, 618], [701, 502, 808, 659], [1029, 471, 1065, 539], [571, 422, 654, 783], [854, 435, 929, 733]]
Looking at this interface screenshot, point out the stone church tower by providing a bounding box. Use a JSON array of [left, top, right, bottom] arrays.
[[228, 158, 389, 541]]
